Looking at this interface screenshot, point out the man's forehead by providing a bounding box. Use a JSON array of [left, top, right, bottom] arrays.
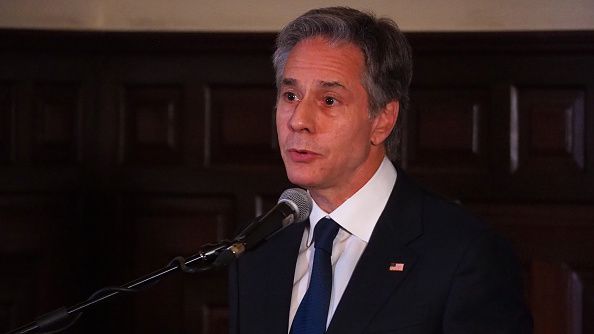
[[281, 38, 365, 89]]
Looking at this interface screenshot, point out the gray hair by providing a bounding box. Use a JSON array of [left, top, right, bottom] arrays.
[[273, 7, 413, 161]]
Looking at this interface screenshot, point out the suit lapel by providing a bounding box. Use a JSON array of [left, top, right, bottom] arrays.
[[244, 220, 306, 333], [327, 171, 424, 334]]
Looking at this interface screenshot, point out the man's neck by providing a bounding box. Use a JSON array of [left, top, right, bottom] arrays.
[[309, 153, 386, 212]]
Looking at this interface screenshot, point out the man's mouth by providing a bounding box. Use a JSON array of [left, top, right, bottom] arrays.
[[287, 149, 320, 162]]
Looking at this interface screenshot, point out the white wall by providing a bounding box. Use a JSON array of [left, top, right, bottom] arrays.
[[0, 0, 593, 32]]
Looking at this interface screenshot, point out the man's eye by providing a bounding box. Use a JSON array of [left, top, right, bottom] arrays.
[[285, 92, 297, 101], [324, 97, 336, 106]]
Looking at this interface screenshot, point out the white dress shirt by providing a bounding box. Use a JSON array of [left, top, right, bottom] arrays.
[[288, 157, 397, 331]]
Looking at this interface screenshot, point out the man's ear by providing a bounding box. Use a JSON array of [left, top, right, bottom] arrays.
[[371, 100, 399, 146]]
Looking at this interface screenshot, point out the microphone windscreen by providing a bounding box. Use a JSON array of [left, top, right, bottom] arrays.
[[278, 188, 312, 223]]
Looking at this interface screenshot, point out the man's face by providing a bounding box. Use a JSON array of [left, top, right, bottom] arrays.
[[276, 37, 390, 203]]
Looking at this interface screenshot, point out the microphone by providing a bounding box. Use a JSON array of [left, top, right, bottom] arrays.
[[214, 188, 312, 266]]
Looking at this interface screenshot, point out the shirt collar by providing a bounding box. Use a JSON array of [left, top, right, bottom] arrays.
[[306, 157, 397, 246]]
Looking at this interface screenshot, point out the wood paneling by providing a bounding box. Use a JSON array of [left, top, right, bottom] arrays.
[[201, 304, 229, 334], [0, 256, 38, 334], [120, 85, 183, 164], [32, 83, 81, 164], [122, 195, 234, 334], [0, 83, 13, 163], [512, 86, 585, 174], [0, 195, 84, 332], [527, 261, 583, 334], [408, 87, 489, 173], [0, 30, 592, 334], [469, 203, 594, 334], [207, 85, 278, 166]]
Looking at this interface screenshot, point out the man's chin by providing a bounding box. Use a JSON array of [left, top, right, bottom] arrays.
[[285, 171, 319, 190]]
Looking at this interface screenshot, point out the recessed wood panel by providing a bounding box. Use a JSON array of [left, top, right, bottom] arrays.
[[123, 195, 234, 334], [511, 87, 585, 173], [32, 84, 80, 164], [202, 304, 229, 334], [120, 85, 183, 164], [468, 203, 594, 266], [527, 261, 583, 334], [469, 203, 594, 334], [0, 303, 8, 333], [129, 196, 233, 260], [408, 88, 488, 172], [0, 196, 69, 252], [0, 195, 82, 333], [0, 84, 13, 163], [207, 85, 278, 166], [0, 256, 39, 334]]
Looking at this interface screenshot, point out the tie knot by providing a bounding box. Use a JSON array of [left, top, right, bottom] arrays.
[[313, 218, 340, 253]]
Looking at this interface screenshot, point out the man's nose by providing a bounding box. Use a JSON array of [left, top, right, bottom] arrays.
[[288, 96, 316, 133]]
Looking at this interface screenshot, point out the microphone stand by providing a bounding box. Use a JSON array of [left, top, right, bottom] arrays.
[[6, 242, 231, 334]]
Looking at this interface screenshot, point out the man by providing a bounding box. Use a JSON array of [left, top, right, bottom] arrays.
[[229, 7, 532, 334]]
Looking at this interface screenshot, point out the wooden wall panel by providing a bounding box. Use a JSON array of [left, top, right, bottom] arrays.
[[127, 195, 233, 268], [32, 83, 81, 164], [0, 83, 13, 163], [408, 88, 489, 173], [511, 86, 585, 174], [0, 30, 592, 334], [469, 203, 594, 334], [114, 195, 233, 334], [201, 304, 229, 334], [0, 195, 84, 333], [0, 303, 8, 333], [119, 85, 183, 165], [0, 256, 38, 334], [527, 261, 583, 334], [207, 84, 278, 166]]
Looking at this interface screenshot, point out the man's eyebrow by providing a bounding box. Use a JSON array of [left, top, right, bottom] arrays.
[[319, 81, 346, 89], [281, 78, 297, 86], [280, 78, 346, 89]]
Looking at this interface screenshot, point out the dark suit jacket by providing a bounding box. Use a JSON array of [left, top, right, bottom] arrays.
[[228, 171, 532, 333]]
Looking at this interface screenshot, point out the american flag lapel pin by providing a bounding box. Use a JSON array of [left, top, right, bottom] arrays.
[[389, 262, 405, 272]]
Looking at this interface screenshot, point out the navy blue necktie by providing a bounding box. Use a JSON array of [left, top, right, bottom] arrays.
[[291, 218, 340, 334]]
